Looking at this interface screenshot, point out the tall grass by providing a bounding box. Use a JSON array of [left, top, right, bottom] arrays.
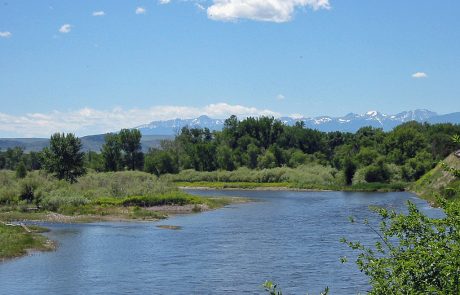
[[164, 164, 342, 188], [0, 170, 195, 213]]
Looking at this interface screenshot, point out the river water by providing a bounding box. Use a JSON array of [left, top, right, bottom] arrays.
[[0, 190, 441, 294]]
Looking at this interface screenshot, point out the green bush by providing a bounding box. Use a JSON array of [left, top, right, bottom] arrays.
[[166, 165, 339, 187], [121, 192, 200, 207], [40, 190, 90, 211]]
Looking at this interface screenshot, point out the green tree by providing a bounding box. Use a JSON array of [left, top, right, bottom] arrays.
[[4, 147, 24, 170], [343, 158, 357, 185], [246, 143, 259, 169], [119, 129, 144, 170], [42, 133, 86, 182], [15, 161, 27, 178], [85, 150, 104, 172], [216, 145, 235, 171], [144, 149, 178, 176], [258, 151, 276, 169], [364, 158, 390, 183], [101, 133, 122, 171]]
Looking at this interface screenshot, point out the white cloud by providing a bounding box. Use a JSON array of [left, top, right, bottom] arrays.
[[0, 31, 12, 38], [159, 0, 171, 4], [0, 103, 280, 137], [207, 0, 330, 23], [412, 72, 428, 79], [135, 7, 147, 14], [59, 24, 72, 33], [92, 11, 106, 16], [276, 94, 285, 100], [290, 113, 303, 119], [195, 3, 206, 10]]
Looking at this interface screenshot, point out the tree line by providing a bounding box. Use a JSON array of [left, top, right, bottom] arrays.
[[145, 116, 460, 184], [1, 116, 459, 184]]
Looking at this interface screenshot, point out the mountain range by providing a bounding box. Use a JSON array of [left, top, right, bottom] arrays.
[[137, 109, 460, 135]]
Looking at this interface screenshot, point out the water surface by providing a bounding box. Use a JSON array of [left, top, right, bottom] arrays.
[[0, 190, 440, 294]]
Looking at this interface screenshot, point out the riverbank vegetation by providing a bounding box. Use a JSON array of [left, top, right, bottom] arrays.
[[0, 223, 54, 261], [1, 118, 459, 193], [0, 170, 232, 224], [341, 139, 460, 294], [146, 117, 459, 193], [410, 152, 460, 203], [265, 136, 460, 294]]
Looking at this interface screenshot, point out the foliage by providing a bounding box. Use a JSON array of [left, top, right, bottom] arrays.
[[84, 150, 104, 172], [146, 117, 460, 186], [0, 170, 226, 214], [166, 165, 340, 187], [15, 161, 27, 178], [144, 149, 178, 176], [101, 133, 123, 172], [363, 158, 390, 183], [342, 199, 460, 294], [0, 223, 53, 260], [42, 133, 86, 183], [119, 128, 144, 170], [342, 135, 460, 293], [343, 158, 357, 185]]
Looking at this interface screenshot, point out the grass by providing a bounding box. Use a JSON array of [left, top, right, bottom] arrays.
[[0, 223, 54, 261], [176, 181, 291, 189], [164, 165, 340, 186], [166, 165, 408, 192], [0, 170, 236, 222], [176, 180, 407, 192], [410, 153, 460, 204]]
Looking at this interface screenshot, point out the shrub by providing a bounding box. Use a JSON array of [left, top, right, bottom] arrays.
[[40, 190, 90, 211]]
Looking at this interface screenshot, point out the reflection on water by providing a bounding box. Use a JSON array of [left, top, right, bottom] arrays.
[[0, 190, 441, 294]]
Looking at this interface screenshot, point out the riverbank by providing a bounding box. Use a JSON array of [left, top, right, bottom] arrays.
[[0, 182, 247, 261], [0, 222, 55, 262], [0, 196, 245, 261], [177, 181, 407, 192]]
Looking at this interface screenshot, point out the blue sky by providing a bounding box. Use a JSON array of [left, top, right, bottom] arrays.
[[0, 0, 459, 137]]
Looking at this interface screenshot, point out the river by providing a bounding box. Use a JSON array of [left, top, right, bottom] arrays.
[[0, 190, 441, 294]]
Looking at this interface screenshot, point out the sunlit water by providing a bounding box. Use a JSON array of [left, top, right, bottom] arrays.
[[0, 190, 442, 294]]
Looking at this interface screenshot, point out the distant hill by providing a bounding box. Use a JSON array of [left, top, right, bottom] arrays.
[[0, 134, 174, 153], [137, 109, 460, 135], [410, 153, 460, 204]]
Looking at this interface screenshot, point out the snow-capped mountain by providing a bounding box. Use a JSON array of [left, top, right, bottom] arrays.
[[137, 115, 225, 135], [136, 110, 460, 135]]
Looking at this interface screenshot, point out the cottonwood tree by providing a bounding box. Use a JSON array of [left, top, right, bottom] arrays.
[[119, 129, 143, 170], [101, 133, 122, 171], [42, 133, 86, 183]]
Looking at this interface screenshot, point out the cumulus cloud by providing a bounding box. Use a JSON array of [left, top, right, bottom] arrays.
[[0, 31, 12, 38], [276, 94, 285, 100], [59, 24, 72, 33], [92, 11, 106, 16], [135, 7, 147, 14], [412, 72, 428, 79], [159, 0, 171, 4], [0, 103, 280, 137], [207, 0, 330, 23]]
